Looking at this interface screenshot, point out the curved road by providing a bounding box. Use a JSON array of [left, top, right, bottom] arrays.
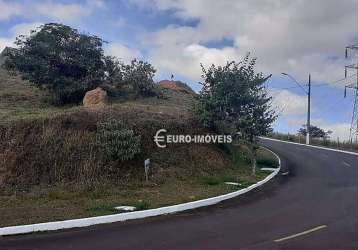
[[1, 139, 358, 250]]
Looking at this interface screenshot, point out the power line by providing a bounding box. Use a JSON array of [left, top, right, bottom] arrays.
[[272, 73, 357, 92], [313, 73, 357, 87]]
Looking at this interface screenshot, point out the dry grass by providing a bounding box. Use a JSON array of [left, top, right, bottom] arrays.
[[0, 147, 273, 227], [0, 69, 277, 227], [0, 69, 81, 122], [0, 68, 196, 123]]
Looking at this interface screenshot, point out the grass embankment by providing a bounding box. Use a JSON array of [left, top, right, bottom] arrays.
[[0, 147, 278, 227], [268, 132, 358, 153], [0, 69, 279, 227]]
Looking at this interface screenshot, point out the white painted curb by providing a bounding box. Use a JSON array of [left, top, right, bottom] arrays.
[[260, 137, 358, 156], [0, 147, 281, 236]]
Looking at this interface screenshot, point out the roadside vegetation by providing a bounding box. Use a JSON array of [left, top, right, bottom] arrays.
[[269, 125, 358, 152], [194, 58, 277, 174], [0, 23, 278, 226], [0, 147, 277, 227]]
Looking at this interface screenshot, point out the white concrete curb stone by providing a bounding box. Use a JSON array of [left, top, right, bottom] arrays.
[[260, 168, 277, 172], [0, 146, 281, 236]]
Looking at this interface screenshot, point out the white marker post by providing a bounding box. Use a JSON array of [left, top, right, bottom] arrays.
[[144, 159, 150, 182]]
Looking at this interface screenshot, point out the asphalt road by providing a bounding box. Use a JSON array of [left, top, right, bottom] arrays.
[[1, 139, 358, 250]]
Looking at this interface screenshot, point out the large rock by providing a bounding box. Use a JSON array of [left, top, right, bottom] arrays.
[[83, 87, 108, 107], [158, 80, 195, 95]]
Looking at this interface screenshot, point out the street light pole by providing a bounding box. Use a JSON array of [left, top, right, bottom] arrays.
[[281, 72, 311, 145], [306, 74, 311, 145]]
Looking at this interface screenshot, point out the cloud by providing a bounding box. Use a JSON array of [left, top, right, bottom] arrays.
[[302, 119, 350, 141], [87, 0, 105, 9], [270, 89, 307, 116], [0, 0, 102, 22], [150, 43, 242, 80], [277, 115, 351, 141], [0, 22, 43, 52], [133, 0, 358, 83], [0, 0, 22, 20], [10, 22, 43, 37], [112, 17, 127, 28], [269, 89, 351, 140], [35, 1, 91, 21], [105, 43, 141, 64], [0, 38, 13, 52], [318, 122, 351, 141]]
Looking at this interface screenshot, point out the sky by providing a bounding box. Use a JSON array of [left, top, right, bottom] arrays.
[[0, 0, 358, 141]]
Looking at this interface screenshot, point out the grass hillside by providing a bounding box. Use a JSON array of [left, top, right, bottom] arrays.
[[0, 69, 279, 226], [0, 68, 224, 188], [0, 69, 75, 122], [0, 69, 196, 123]]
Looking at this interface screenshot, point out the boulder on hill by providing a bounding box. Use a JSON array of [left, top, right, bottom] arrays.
[[83, 87, 108, 107], [158, 80, 195, 95]]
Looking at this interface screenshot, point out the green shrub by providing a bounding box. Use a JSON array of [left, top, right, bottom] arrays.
[[134, 200, 150, 210], [104, 58, 158, 98], [5, 23, 107, 105], [96, 119, 141, 161]]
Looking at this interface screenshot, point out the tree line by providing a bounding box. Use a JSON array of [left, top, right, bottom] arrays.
[[3, 23, 158, 105]]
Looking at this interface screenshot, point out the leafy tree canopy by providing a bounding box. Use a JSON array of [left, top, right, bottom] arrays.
[[195, 55, 276, 143], [5, 23, 107, 105], [4, 23, 158, 104], [94, 57, 158, 98]]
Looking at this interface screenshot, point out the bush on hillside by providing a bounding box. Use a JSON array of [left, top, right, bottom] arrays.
[[123, 59, 156, 97], [4, 23, 107, 105], [195, 55, 276, 139], [96, 119, 141, 162], [195, 55, 276, 175], [104, 57, 158, 98]]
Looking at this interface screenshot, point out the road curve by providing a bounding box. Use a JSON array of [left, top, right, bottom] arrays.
[[1, 138, 358, 250]]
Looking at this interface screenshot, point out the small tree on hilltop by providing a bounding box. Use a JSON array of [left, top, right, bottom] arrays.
[[4, 23, 107, 105], [298, 125, 332, 139], [121, 59, 157, 97], [195, 55, 276, 175], [103, 57, 157, 98]]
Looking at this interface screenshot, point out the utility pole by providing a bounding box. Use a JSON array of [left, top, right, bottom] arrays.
[[344, 45, 358, 143], [307, 74, 311, 145], [281, 73, 311, 145]]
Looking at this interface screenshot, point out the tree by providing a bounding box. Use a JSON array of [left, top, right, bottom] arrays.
[[121, 59, 157, 97], [102, 57, 157, 98], [4, 23, 107, 105], [298, 125, 332, 139], [195, 55, 276, 175]]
